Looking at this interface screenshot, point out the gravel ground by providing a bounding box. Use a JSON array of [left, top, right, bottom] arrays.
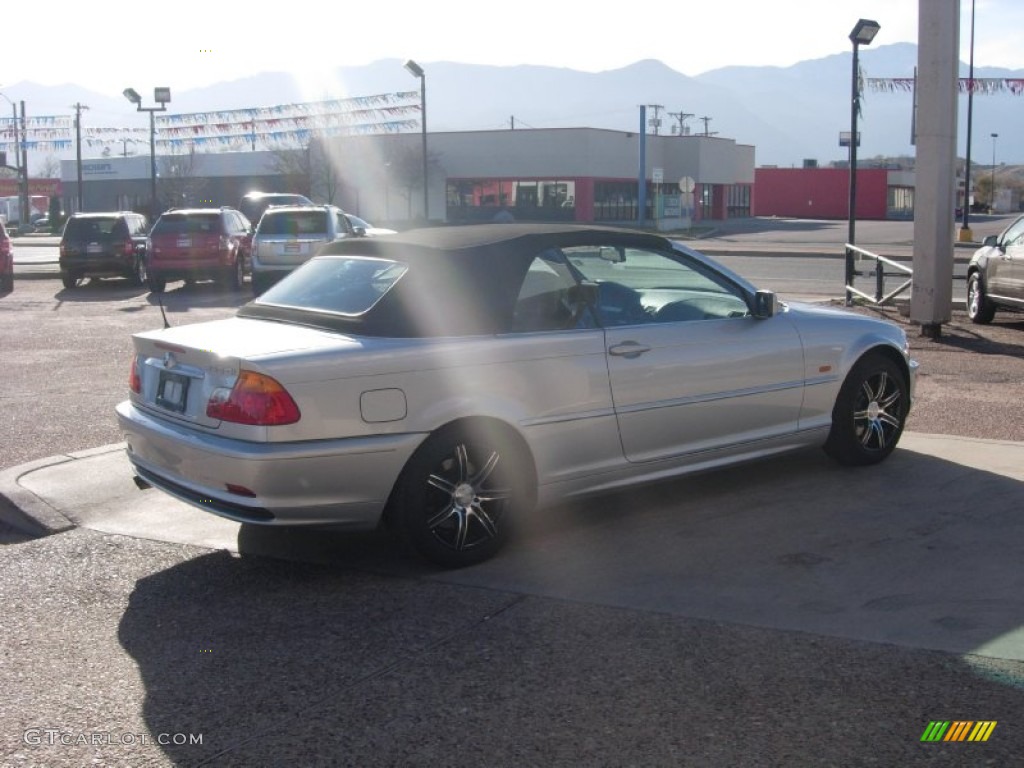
[[849, 303, 1024, 442]]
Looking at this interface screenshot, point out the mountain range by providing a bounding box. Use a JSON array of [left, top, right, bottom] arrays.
[[3, 43, 1022, 173]]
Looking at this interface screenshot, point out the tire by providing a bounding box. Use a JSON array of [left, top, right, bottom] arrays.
[[61, 270, 83, 290], [132, 257, 148, 287], [391, 424, 530, 568], [251, 273, 269, 297], [223, 257, 243, 291], [824, 352, 908, 466], [0, 273, 12, 292], [966, 272, 996, 324], [147, 274, 167, 294]]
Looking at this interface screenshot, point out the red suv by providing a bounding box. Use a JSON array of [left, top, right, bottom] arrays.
[[0, 220, 13, 292], [145, 208, 252, 293]]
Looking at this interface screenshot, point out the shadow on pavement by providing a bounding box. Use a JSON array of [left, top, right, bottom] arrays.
[[114, 440, 1024, 764]]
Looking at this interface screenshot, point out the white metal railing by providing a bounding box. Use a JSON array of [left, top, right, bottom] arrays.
[[844, 243, 913, 306]]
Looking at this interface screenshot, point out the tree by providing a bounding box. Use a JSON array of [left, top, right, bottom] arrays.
[[158, 145, 207, 209], [35, 155, 61, 178], [270, 139, 343, 203]]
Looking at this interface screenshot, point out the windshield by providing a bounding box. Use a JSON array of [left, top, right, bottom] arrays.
[[258, 210, 328, 236], [257, 256, 408, 315]]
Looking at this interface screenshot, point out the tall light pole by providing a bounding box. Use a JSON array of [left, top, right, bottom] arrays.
[[0, 92, 23, 225], [990, 132, 999, 212], [123, 87, 170, 218], [848, 19, 881, 247], [959, 0, 976, 241], [403, 60, 428, 222]]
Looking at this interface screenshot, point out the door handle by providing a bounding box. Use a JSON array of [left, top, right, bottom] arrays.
[[608, 341, 651, 359]]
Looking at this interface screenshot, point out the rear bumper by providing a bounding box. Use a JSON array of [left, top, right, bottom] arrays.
[[60, 254, 135, 276], [116, 400, 425, 528]]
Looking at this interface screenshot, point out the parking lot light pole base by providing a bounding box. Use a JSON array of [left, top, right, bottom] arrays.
[[957, 227, 974, 243]]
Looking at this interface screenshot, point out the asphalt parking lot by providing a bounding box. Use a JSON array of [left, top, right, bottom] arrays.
[[2, 224, 1023, 765]]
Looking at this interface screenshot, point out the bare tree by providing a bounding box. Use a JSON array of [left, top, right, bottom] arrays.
[[268, 147, 311, 197], [35, 155, 61, 178], [158, 145, 208, 209], [382, 142, 443, 220]]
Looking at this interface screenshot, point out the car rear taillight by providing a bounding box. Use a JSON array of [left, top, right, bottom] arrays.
[[219, 235, 231, 251], [123, 238, 134, 257], [129, 358, 142, 394], [206, 370, 300, 426]]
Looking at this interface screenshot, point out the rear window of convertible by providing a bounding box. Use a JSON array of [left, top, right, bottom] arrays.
[[255, 256, 408, 316]]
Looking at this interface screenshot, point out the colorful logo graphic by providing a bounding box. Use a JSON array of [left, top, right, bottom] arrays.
[[920, 721, 997, 742]]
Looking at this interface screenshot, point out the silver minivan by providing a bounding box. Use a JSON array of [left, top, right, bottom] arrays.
[[249, 204, 358, 295]]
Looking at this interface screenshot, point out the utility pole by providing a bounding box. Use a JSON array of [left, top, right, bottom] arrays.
[[510, 115, 515, 130], [19, 101, 29, 228], [647, 104, 665, 135], [72, 102, 89, 213], [698, 116, 717, 136], [669, 110, 693, 136]]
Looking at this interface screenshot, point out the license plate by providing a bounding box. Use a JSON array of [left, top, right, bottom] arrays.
[[176, 237, 191, 248], [284, 243, 302, 254], [87, 243, 102, 254], [156, 371, 190, 413]]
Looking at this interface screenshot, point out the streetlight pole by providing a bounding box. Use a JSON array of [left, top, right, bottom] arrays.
[[990, 132, 998, 212], [123, 87, 170, 218], [846, 18, 881, 305], [403, 60, 428, 222], [959, 0, 976, 241], [848, 19, 881, 247]]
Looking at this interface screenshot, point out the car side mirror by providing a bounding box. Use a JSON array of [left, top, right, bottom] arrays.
[[352, 226, 367, 237], [982, 234, 999, 248], [752, 289, 778, 319]]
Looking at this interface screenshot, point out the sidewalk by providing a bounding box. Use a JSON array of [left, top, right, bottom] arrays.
[[3, 433, 1024, 662]]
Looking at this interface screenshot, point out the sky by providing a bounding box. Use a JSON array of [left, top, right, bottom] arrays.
[[3, 0, 1023, 97]]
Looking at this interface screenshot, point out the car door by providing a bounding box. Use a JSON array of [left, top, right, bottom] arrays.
[[1000, 218, 1024, 304], [987, 216, 1024, 300], [564, 244, 805, 464]]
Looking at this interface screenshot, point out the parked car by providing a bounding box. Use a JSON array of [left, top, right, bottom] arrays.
[[58, 211, 149, 289], [250, 204, 358, 295], [145, 207, 252, 293], [238, 192, 313, 230], [345, 214, 397, 237], [0, 220, 13, 292], [966, 213, 1024, 323], [117, 224, 917, 568]]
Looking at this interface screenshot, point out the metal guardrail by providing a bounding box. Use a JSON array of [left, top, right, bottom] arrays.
[[844, 243, 913, 306]]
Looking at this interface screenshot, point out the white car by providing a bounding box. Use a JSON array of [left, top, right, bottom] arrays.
[[345, 214, 397, 237], [117, 224, 917, 567]]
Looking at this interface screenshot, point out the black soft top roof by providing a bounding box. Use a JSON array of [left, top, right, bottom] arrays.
[[238, 224, 672, 337]]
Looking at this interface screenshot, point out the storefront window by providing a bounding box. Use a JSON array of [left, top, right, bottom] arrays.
[[446, 179, 576, 222]]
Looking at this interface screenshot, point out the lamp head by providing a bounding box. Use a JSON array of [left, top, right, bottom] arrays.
[[404, 59, 424, 79], [850, 19, 881, 46], [123, 88, 142, 105]]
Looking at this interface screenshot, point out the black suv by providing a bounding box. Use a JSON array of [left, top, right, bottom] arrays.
[[59, 212, 149, 289]]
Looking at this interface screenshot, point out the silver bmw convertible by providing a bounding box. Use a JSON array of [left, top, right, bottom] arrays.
[[117, 224, 917, 567]]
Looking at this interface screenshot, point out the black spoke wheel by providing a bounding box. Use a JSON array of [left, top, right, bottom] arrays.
[[824, 353, 908, 466], [966, 272, 995, 324], [392, 425, 528, 567]]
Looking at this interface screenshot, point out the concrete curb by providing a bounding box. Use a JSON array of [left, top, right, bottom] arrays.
[[0, 444, 126, 536]]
